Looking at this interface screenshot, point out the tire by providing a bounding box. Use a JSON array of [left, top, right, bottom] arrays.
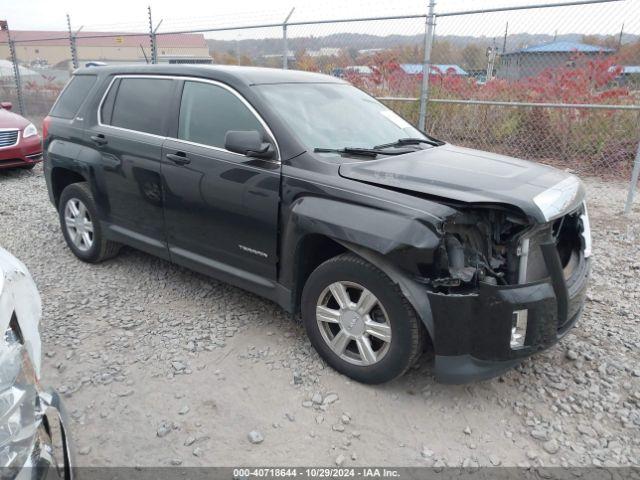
[[58, 182, 120, 263], [301, 253, 424, 384]]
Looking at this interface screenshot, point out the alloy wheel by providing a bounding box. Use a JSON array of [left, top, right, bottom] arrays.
[[315, 281, 392, 366], [64, 198, 94, 252]]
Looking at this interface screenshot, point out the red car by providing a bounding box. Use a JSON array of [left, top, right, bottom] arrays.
[[0, 102, 42, 170]]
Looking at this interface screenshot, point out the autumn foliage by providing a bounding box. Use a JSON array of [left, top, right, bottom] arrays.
[[341, 52, 639, 177]]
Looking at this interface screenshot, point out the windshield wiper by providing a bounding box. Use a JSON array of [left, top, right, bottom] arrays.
[[313, 147, 408, 158], [373, 137, 443, 149]]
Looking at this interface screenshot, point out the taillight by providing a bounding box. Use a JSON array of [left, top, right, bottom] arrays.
[[42, 116, 51, 140]]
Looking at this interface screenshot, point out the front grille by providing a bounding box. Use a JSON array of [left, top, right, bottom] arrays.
[[0, 129, 19, 148]]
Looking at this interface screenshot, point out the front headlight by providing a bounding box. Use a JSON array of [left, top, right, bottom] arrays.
[[22, 123, 38, 139], [0, 328, 40, 471], [533, 176, 582, 222]]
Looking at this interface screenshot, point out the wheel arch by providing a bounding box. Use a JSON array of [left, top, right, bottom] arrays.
[[290, 233, 348, 316], [50, 167, 87, 207]]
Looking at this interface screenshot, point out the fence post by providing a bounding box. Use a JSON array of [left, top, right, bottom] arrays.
[[282, 8, 295, 70], [624, 140, 640, 215], [66, 14, 78, 69], [418, 0, 436, 131], [7, 38, 25, 115], [148, 5, 158, 64]]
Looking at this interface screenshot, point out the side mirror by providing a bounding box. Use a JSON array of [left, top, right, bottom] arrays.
[[225, 130, 275, 160], [0, 102, 12, 110]]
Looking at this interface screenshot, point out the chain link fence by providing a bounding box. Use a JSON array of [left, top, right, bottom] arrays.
[[1, 0, 639, 210]]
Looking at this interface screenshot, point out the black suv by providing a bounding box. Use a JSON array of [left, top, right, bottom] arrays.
[[43, 65, 591, 384]]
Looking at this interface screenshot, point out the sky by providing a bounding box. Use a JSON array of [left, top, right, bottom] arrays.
[[1, 0, 638, 40]]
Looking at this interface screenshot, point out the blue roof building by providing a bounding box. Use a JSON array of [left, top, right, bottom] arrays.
[[400, 63, 468, 76], [510, 41, 614, 54], [497, 41, 615, 80]]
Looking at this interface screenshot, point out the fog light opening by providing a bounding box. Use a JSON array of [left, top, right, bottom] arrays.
[[510, 309, 528, 349]]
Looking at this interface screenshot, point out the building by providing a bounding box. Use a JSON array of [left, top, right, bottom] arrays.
[[615, 65, 640, 88], [400, 63, 468, 76], [331, 65, 373, 78], [307, 48, 342, 58], [0, 30, 210, 68], [497, 41, 614, 80]]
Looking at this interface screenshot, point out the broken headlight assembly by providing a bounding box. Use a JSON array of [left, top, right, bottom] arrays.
[[429, 209, 529, 289], [0, 327, 41, 473]]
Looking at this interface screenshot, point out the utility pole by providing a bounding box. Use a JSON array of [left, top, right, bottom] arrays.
[[618, 23, 624, 49], [502, 21, 509, 53], [418, 0, 436, 132]]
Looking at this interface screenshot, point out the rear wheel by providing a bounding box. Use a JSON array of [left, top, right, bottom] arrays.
[[301, 253, 424, 384], [58, 182, 120, 263]]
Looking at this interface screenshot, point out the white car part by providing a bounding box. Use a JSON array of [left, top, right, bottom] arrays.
[[0, 247, 41, 379]]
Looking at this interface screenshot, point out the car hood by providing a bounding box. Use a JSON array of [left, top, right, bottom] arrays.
[[338, 144, 585, 223], [0, 108, 29, 129]]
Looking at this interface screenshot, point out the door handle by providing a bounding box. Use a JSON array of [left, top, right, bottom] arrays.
[[166, 152, 191, 166], [90, 134, 107, 146]]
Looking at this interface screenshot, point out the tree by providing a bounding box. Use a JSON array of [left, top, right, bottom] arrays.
[[619, 39, 640, 64], [431, 40, 455, 64], [296, 50, 319, 72], [582, 35, 620, 50], [461, 44, 485, 70]]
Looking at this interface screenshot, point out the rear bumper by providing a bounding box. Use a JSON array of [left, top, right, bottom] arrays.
[[0, 135, 43, 169], [15, 389, 74, 480], [429, 255, 589, 384]]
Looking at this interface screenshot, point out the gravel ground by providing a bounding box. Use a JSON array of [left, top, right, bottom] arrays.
[[0, 164, 639, 468]]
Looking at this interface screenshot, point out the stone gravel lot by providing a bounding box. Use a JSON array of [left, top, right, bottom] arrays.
[[0, 164, 639, 468]]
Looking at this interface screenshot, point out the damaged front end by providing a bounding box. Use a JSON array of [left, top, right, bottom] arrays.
[[0, 248, 74, 479], [422, 203, 591, 384]]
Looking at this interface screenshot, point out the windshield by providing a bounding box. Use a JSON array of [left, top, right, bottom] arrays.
[[256, 83, 427, 151]]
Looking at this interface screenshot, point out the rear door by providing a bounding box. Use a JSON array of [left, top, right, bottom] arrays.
[[85, 75, 177, 258], [161, 79, 281, 288]]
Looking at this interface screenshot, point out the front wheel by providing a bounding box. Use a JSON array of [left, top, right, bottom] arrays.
[[301, 253, 424, 384]]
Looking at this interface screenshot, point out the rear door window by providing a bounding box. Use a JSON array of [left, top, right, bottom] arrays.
[[107, 77, 174, 136], [50, 75, 97, 119]]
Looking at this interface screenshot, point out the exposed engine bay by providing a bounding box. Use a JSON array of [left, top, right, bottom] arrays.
[[422, 205, 588, 292]]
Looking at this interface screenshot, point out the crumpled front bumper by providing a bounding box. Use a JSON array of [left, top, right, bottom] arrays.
[[14, 389, 74, 480], [429, 253, 590, 384]]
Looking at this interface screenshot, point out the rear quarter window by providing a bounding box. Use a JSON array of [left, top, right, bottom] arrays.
[[50, 75, 97, 119]]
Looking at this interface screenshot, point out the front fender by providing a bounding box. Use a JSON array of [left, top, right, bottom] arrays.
[[281, 196, 439, 338], [286, 196, 441, 255]]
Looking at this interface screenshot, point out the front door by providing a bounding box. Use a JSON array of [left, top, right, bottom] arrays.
[[161, 79, 281, 291]]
